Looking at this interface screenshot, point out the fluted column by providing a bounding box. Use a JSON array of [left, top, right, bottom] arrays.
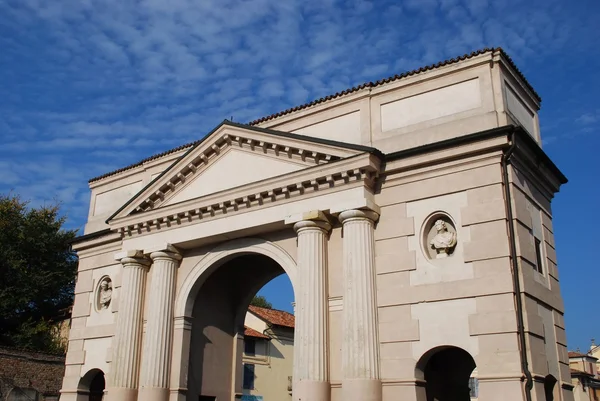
[[338, 209, 381, 401], [109, 251, 151, 401], [293, 214, 331, 401], [138, 245, 182, 401]]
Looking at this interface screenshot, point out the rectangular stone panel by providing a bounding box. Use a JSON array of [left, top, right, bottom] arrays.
[[543, 226, 555, 248], [527, 334, 549, 375], [555, 327, 568, 346], [75, 270, 94, 294], [68, 339, 84, 352], [545, 242, 557, 264], [466, 183, 504, 204], [71, 293, 91, 318], [374, 216, 415, 241], [553, 311, 565, 329], [547, 260, 559, 280], [469, 311, 517, 336], [557, 344, 569, 364], [476, 333, 522, 376], [511, 187, 532, 229], [376, 237, 408, 255], [380, 78, 482, 132], [65, 350, 86, 365], [463, 238, 510, 262], [475, 293, 515, 312], [379, 321, 420, 343], [376, 251, 416, 274], [524, 312, 545, 337], [461, 199, 506, 226], [378, 163, 502, 206], [541, 212, 554, 233], [379, 342, 416, 378], [383, 384, 424, 401], [469, 220, 509, 243]]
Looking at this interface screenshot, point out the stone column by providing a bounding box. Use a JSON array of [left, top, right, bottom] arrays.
[[138, 245, 182, 401], [109, 251, 151, 401], [338, 209, 381, 401], [293, 213, 331, 401]]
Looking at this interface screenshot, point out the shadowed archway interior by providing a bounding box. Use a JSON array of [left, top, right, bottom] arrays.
[[187, 253, 290, 401], [78, 369, 105, 401], [417, 346, 476, 401]]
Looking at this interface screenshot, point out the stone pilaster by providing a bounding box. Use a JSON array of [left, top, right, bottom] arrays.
[[338, 209, 381, 401], [109, 251, 151, 401], [293, 213, 331, 401], [138, 245, 182, 401]]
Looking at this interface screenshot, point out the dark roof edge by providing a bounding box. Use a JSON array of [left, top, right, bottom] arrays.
[[104, 121, 229, 223], [513, 126, 568, 185], [384, 124, 567, 185], [104, 120, 380, 224], [385, 125, 514, 161], [70, 228, 113, 246], [89, 140, 199, 183], [225, 120, 384, 158], [248, 47, 541, 126]]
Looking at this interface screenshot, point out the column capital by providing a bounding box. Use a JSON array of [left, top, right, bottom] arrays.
[[115, 250, 151, 267], [338, 208, 379, 225], [293, 219, 332, 234], [146, 243, 182, 262]]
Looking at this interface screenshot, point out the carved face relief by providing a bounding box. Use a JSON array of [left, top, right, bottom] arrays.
[[423, 215, 458, 259], [96, 277, 113, 311]]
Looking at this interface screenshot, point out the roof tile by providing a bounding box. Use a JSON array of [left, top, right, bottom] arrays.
[[248, 305, 294, 328], [244, 326, 270, 339]]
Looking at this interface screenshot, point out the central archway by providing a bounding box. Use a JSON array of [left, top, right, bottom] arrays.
[[173, 238, 298, 401]]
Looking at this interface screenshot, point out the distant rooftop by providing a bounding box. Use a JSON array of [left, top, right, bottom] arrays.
[[249, 305, 294, 329]]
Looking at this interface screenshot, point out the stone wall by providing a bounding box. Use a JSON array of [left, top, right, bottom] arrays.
[[0, 347, 65, 401]]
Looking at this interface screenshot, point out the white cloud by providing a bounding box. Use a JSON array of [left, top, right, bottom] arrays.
[[0, 0, 597, 233]]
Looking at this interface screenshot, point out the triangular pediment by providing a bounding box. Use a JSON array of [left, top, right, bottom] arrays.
[[108, 120, 372, 223], [163, 148, 306, 206]]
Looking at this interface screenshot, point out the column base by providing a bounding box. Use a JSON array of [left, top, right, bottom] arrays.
[[106, 387, 138, 401], [342, 379, 382, 401], [296, 380, 330, 401], [137, 387, 170, 401]]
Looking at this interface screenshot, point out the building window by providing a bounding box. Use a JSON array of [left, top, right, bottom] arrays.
[[243, 363, 255, 390], [534, 237, 544, 274], [469, 377, 479, 398], [245, 338, 256, 355], [528, 201, 546, 275]]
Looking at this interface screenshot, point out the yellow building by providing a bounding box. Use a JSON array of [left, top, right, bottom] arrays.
[[568, 349, 600, 401], [241, 306, 294, 401]]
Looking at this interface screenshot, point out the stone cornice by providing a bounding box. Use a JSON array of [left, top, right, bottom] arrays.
[[110, 124, 367, 222], [110, 153, 380, 238]]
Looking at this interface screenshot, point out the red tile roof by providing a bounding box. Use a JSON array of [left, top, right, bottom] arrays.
[[248, 305, 295, 328], [569, 351, 598, 359], [244, 326, 270, 339], [88, 47, 538, 184]]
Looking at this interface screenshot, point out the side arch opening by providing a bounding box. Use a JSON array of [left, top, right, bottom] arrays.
[[416, 346, 477, 401], [78, 368, 105, 401]]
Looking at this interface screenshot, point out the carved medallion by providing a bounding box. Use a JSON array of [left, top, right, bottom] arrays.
[[96, 276, 113, 310], [423, 214, 458, 259]]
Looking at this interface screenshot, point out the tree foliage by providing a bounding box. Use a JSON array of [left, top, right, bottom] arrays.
[[250, 295, 272, 309], [0, 194, 78, 353]]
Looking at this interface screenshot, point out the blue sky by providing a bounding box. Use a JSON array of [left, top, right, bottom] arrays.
[[1, 0, 598, 352]]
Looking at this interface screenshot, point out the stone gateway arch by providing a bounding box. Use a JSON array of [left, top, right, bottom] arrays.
[[60, 48, 574, 401]]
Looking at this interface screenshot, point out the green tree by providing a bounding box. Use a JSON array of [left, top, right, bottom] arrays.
[[250, 295, 272, 309], [0, 194, 78, 353]]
